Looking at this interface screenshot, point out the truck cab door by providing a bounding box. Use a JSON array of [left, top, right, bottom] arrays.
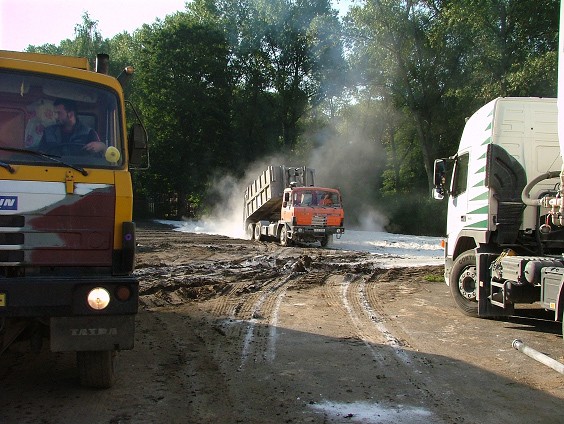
[[446, 152, 470, 257], [281, 191, 293, 223]]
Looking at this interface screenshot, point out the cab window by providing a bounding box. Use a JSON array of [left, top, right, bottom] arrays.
[[451, 153, 469, 197]]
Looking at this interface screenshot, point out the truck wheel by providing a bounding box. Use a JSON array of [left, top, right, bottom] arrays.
[[450, 250, 479, 317], [254, 223, 263, 241], [279, 226, 291, 246], [320, 235, 332, 248], [77, 350, 116, 389], [247, 223, 256, 241]]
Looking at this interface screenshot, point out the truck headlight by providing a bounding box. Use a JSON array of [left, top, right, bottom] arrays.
[[87, 287, 111, 310]]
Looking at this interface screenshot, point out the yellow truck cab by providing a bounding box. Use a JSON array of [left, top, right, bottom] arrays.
[[0, 50, 147, 388]]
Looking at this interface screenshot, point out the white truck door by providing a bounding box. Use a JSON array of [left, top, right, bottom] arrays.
[[446, 152, 470, 258]]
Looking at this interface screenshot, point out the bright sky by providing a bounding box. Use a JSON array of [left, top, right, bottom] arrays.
[[0, 0, 189, 52], [1, 0, 355, 53]]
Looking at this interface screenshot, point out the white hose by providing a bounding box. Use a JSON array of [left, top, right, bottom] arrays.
[[512, 339, 564, 375]]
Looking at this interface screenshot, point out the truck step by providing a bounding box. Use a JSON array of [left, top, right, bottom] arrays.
[[490, 280, 507, 308]]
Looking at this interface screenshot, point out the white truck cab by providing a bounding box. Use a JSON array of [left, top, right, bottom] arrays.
[[434, 97, 564, 325]]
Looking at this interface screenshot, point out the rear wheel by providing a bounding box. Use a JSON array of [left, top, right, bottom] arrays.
[[247, 223, 256, 241], [450, 250, 479, 317], [254, 223, 263, 241], [279, 226, 291, 246], [77, 350, 116, 389]]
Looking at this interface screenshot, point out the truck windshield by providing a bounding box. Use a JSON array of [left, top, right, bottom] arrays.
[[0, 70, 124, 169], [293, 190, 340, 207]]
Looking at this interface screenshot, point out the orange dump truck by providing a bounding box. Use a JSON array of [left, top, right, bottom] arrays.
[[0, 50, 147, 388], [244, 166, 344, 247]]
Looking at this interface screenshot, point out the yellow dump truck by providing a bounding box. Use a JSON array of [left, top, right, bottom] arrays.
[[0, 50, 147, 387]]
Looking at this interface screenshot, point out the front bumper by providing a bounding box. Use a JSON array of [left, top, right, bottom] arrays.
[[292, 226, 345, 238], [0, 276, 138, 317]]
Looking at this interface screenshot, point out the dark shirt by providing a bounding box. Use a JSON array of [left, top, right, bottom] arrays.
[[40, 120, 99, 150]]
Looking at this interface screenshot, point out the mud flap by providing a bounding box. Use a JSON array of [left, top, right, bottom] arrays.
[[50, 315, 135, 352]]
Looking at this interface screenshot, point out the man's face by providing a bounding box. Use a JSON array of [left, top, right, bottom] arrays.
[[54, 104, 71, 126]]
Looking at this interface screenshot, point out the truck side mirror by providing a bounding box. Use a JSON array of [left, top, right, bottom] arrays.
[[129, 123, 148, 168], [433, 159, 447, 200]]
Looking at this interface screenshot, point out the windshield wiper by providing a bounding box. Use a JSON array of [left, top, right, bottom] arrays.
[[0, 146, 88, 176], [0, 161, 15, 174]]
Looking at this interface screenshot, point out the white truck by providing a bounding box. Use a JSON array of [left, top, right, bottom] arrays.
[[433, 97, 563, 324], [432, 5, 564, 343]]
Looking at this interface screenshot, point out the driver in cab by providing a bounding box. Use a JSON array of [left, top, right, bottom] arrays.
[[39, 98, 106, 154]]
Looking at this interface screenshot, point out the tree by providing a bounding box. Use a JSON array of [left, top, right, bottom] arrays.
[[345, 0, 558, 195], [27, 13, 110, 69], [134, 12, 232, 218], [213, 0, 346, 152], [346, 0, 456, 193], [434, 0, 558, 100]]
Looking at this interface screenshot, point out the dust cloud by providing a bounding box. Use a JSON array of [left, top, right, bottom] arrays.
[[169, 125, 444, 260], [307, 120, 387, 231], [190, 120, 389, 237]]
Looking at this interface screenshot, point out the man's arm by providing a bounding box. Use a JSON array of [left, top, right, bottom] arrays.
[[83, 129, 106, 153]]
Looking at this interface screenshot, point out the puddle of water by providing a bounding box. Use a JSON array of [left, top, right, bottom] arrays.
[[309, 400, 433, 423]]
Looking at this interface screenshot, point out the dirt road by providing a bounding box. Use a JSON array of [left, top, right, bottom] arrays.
[[1, 223, 563, 423]]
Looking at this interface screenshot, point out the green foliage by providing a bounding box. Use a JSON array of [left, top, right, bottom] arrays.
[[134, 11, 233, 218], [423, 273, 444, 283], [378, 192, 448, 236], [27, 13, 110, 69]]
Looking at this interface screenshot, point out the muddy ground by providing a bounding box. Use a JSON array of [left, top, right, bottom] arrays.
[[1, 222, 563, 424]]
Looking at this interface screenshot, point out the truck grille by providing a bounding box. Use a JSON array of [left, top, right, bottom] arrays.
[[312, 215, 328, 227], [0, 215, 24, 227], [0, 215, 25, 264]]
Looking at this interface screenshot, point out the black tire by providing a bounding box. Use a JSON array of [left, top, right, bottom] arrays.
[[449, 250, 479, 317], [279, 226, 291, 246], [77, 350, 116, 389], [320, 235, 331, 248], [247, 223, 255, 241], [254, 223, 263, 241]]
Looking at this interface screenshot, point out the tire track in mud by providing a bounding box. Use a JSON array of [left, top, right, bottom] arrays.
[[344, 276, 413, 366], [259, 270, 332, 364], [318, 273, 403, 366], [238, 276, 293, 368], [207, 275, 292, 369], [200, 249, 301, 368], [210, 269, 334, 369], [205, 250, 289, 319], [315, 270, 454, 422]]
